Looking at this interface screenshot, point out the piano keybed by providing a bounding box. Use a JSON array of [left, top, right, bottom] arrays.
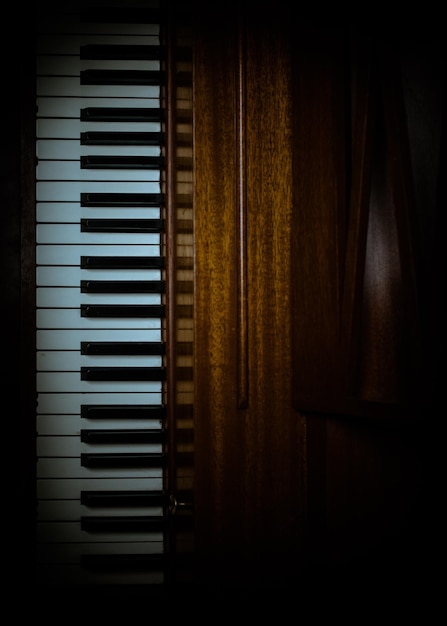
[[35, 1, 170, 586]]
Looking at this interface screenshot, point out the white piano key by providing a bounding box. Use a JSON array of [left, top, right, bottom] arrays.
[[37, 393, 162, 414], [36, 309, 162, 329], [37, 96, 159, 118], [36, 521, 163, 543], [37, 119, 161, 139], [36, 33, 159, 55], [37, 287, 161, 307], [37, 502, 163, 521], [37, 203, 161, 222], [37, 141, 160, 159], [37, 328, 161, 349], [37, 267, 162, 286], [36, 458, 163, 478], [37, 371, 162, 392], [36, 542, 163, 563], [37, 225, 160, 245], [37, 77, 159, 99], [37, 416, 163, 435], [37, 161, 161, 182], [36, 243, 159, 265], [36, 437, 162, 456], [36, 180, 160, 201], [37, 477, 163, 499], [37, 352, 163, 371]]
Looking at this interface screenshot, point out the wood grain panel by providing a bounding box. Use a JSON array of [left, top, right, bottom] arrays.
[[193, 7, 307, 587]]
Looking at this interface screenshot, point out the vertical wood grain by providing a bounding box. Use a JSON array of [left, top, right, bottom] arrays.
[[236, 14, 249, 410]]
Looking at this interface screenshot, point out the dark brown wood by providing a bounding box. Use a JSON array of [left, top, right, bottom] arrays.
[[193, 6, 307, 587], [236, 13, 249, 410]]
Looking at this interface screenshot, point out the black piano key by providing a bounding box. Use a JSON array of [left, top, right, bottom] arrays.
[[80, 490, 166, 507], [80, 218, 164, 232], [81, 405, 165, 420], [80, 107, 163, 122], [80, 256, 164, 269], [80, 304, 165, 318], [80, 516, 166, 532], [81, 452, 166, 467], [80, 69, 163, 85], [81, 155, 164, 169], [80, 553, 165, 572], [80, 366, 165, 381], [81, 131, 164, 146], [80, 429, 165, 444], [80, 280, 164, 293], [81, 341, 165, 355], [81, 193, 164, 207], [80, 44, 163, 61]]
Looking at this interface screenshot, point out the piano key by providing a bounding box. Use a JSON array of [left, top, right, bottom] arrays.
[[80, 516, 165, 532], [37, 501, 163, 520], [80, 341, 165, 354], [80, 44, 162, 60], [36, 244, 159, 265], [81, 453, 165, 468], [37, 141, 160, 159], [37, 288, 161, 307], [81, 404, 165, 419], [36, 478, 163, 499], [80, 366, 165, 380], [80, 304, 165, 317], [36, 458, 163, 478], [37, 267, 162, 286], [36, 118, 161, 140], [36, 521, 162, 543], [36, 542, 163, 565], [36, 34, 159, 56], [37, 202, 161, 222], [36, 309, 162, 329], [37, 76, 159, 98], [80, 69, 162, 85], [80, 219, 164, 233], [38, 57, 160, 76], [37, 371, 162, 391], [80, 132, 163, 146], [36, 394, 163, 414], [37, 352, 163, 371], [37, 416, 163, 435], [36, 437, 162, 456], [36, 96, 159, 118], [81, 192, 163, 207], [81, 280, 164, 293], [80, 429, 164, 444], [80, 257, 163, 269], [81, 154, 163, 169], [80, 490, 165, 507], [80, 106, 163, 121], [37, 224, 160, 244], [36, 160, 161, 182], [36, 180, 161, 201], [37, 329, 161, 349]]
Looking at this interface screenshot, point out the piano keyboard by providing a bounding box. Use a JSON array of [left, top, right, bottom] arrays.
[[35, 1, 170, 586]]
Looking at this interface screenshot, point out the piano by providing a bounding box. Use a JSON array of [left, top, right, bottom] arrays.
[[35, 0, 194, 587]]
